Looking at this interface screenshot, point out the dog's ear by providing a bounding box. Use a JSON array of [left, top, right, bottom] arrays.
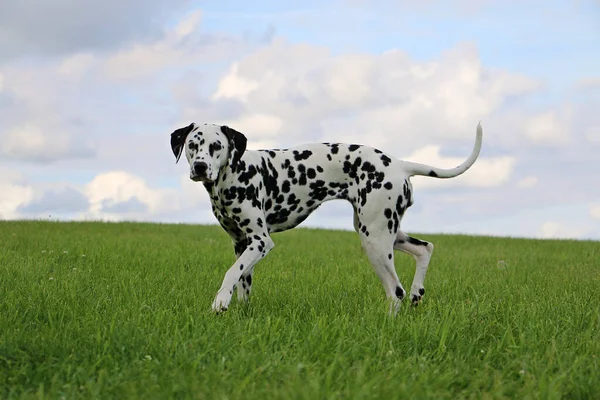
[[170, 123, 195, 163], [221, 125, 247, 168]]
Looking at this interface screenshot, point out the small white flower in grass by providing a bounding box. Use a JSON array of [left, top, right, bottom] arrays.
[[497, 260, 506, 269], [63, 250, 68, 254], [49, 277, 54, 281], [519, 369, 525, 375], [41, 250, 47, 254], [72, 268, 77, 272], [480, 350, 485, 354], [144, 355, 152, 361], [81, 254, 86, 258]]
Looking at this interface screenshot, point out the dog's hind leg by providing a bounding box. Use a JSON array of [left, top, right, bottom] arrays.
[[356, 208, 406, 314], [394, 231, 434, 306]]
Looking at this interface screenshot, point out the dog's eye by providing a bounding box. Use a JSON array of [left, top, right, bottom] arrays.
[[213, 143, 222, 151]]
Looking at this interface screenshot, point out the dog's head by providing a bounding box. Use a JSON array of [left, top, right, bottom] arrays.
[[170, 123, 247, 183]]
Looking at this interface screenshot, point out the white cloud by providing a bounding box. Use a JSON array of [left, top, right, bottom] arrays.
[[0, 0, 189, 60], [0, 167, 214, 223], [103, 10, 244, 83], [539, 221, 588, 239], [18, 184, 89, 216], [591, 204, 600, 219], [57, 53, 96, 79], [0, 183, 33, 219], [0, 169, 34, 219], [575, 77, 600, 90], [0, 123, 95, 163], [85, 171, 176, 217], [523, 111, 570, 145], [584, 126, 600, 144], [174, 10, 203, 39], [517, 176, 538, 189], [211, 40, 542, 152], [213, 63, 261, 102], [222, 113, 284, 143]]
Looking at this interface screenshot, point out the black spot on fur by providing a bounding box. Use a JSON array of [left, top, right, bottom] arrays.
[[308, 180, 328, 201], [348, 144, 360, 152], [234, 239, 248, 256], [408, 236, 428, 246], [428, 170, 438, 177], [208, 141, 223, 157], [395, 287, 405, 300], [240, 218, 250, 227], [395, 194, 406, 218], [293, 150, 313, 161], [343, 157, 363, 184], [380, 154, 392, 167], [419, 288, 425, 296], [384, 182, 393, 190], [361, 161, 376, 173], [238, 164, 258, 185]]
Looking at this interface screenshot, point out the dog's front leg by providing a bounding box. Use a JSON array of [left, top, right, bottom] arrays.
[[212, 234, 274, 313]]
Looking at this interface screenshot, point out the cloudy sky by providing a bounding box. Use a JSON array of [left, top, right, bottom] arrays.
[[1, 0, 599, 240]]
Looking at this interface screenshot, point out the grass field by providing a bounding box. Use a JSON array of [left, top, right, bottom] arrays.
[[0, 220, 598, 399]]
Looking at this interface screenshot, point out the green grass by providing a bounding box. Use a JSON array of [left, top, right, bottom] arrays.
[[0, 220, 598, 399]]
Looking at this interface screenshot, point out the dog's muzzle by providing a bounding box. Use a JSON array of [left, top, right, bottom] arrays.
[[191, 162, 209, 182]]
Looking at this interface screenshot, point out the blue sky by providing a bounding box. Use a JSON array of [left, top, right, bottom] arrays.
[[0, 0, 599, 240]]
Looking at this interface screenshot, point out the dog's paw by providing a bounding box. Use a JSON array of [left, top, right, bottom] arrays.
[[212, 289, 232, 313], [388, 298, 401, 316], [411, 287, 425, 306]]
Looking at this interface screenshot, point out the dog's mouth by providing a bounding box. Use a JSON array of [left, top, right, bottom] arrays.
[[190, 174, 212, 183]]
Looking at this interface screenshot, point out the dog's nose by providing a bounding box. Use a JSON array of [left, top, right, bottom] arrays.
[[193, 162, 208, 176]]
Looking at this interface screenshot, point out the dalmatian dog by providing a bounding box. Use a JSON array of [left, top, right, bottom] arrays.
[[170, 122, 483, 314]]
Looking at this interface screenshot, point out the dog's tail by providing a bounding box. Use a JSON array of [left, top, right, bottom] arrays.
[[403, 122, 483, 179]]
